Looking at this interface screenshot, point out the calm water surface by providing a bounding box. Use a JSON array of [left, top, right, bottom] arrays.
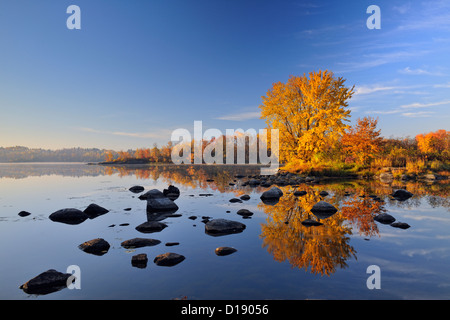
[[0, 163, 449, 300]]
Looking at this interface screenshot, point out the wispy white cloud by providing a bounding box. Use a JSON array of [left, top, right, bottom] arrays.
[[399, 100, 450, 109], [399, 67, 444, 76], [401, 111, 435, 118], [216, 111, 261, 121], [77, 127, 172, 139]]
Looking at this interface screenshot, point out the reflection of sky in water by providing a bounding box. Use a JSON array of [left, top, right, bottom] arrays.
[[0, 163, 449, 299]]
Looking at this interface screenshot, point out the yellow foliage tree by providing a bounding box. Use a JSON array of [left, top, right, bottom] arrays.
[[260, 70, 354, 163]]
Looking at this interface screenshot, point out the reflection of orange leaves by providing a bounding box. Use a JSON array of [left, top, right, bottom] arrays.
[[259, 187, 356, 276], [340, 196, 383, 237]]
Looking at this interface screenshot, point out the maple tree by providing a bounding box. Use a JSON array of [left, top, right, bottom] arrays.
[[341, 116, 383, 165], [260, 70, 354, 163]]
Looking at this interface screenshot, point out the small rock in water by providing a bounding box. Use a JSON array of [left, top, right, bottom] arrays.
[[374, 213, 396, 224], [392, 189, 413, 201], [121, 238, 161, 248], [229, 198, 243, 203], [390, 222, 411, 229], [205, 219, 246, 236], [129, 186, 145, 193], [154, 252, 185, 267], [78, 238, 110, 256], [131, 254, 148, 268], [18, 211, 31, 217], [237, 209, 253, 217], [310, 201, 338, 219], [135, 221, 168, 233], [240, 194, 251, 200], [215, 247, 237, 256]]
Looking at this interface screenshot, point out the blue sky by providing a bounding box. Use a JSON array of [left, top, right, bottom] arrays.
[[0, 0, 449, 150]]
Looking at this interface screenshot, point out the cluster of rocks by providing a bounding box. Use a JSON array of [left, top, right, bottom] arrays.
[[379, 171, 447, 184], [240, 171, 319, 188]]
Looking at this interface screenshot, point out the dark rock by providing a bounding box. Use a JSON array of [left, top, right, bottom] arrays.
[[153, 252, 185, 266], [240, 194, 251, 200], [260, 187, 283, 200], [319, 191, 329, 197], [301, 219, 323, 227], [131, 254, 148, 268], [188, 216, 197, 220], [165, 242, 180, 246], [205, 219, 246, 236], [83, 203, 109, 219], [310, 201, 338, 219], [129, 186, 145, 193], [199, 193, 214, 197], [163, 185, 180, 200], [138, 189, 165, 200], [391, 222, 411, 229], [294, 191, 307, 196], [374, 213, 396, 224], [237, 209, 253, 217], [19, 269, 72, 295], [18, 211, 31, 217], [124, 208, 132, 211], [229, 198, 243, 203], [136, 221, 168, 233], [248, 179, 261, 186], [392, 189, 413, 201], [121, 238, 161, 248], [119, 223, 129, 226], [49, 208, 88, 225], [146, 197, 179, 213], [78, 238, 110, 256], [215, 247, 237, 256]]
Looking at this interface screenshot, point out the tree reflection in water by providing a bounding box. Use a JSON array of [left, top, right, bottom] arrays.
[[259, 187, 360, 276]]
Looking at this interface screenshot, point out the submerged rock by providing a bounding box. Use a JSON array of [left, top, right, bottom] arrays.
[[205, 219, 246, 236], [215, 247, 237, 256], [153, 252, 185, 266], [78, 238, 110, 256], [121, 238, 161, 248], [19, 269, 72, 295], [49, 208, 88, 225]]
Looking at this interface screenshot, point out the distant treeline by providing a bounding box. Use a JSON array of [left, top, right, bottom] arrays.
[[0, 146, 118, 163]]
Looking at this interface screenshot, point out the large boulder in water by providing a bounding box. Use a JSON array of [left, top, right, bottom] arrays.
[[392, 189, 413, 201], [205, 219, 246, 236], [163, 185, 180, 200], [139, 189, 179, 213], [19, 269, 72, 295], [260, 187, 283, 200], [310, 201, 338, 219], [49, 208, 88, 225]]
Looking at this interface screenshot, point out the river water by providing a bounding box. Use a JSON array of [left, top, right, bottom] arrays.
[[0, 163, 449, 300]]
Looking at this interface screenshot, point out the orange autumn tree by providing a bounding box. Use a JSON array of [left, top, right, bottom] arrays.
[[341, 116, 382, 165], [260, 70, 354, 163], [416, 129, 450, 156]]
